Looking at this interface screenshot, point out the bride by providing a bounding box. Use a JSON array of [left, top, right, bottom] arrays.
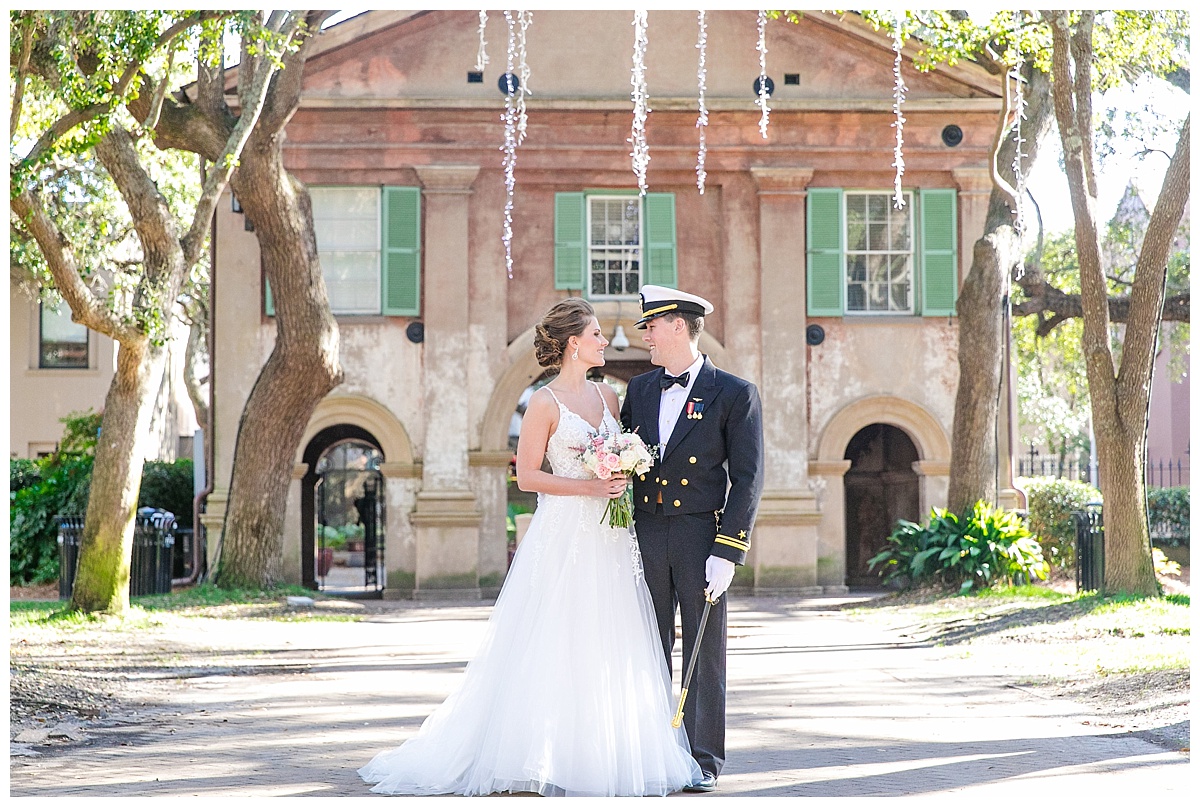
[[358, 298, 702, 797]]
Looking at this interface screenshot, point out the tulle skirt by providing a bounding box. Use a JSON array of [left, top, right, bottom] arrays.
[[358, 493, 702, 797]]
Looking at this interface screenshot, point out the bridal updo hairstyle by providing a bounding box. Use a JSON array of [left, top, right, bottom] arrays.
[[534, 297, 595, 369]]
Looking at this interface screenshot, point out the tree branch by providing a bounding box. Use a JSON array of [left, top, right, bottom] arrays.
[[180, 12, 303, 267], [1012, 279, 1189, 336], [16, 11, 224, 169], [10, 190, 136, 341], [10, 13, 36, 134]]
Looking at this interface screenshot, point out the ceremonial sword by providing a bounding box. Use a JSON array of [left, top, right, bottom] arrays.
[[671, 592, 717, 728]]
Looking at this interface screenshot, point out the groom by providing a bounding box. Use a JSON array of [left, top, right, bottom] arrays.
[[620, 285, 764, 792]]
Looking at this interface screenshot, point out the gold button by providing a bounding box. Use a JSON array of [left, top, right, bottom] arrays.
[[661, 479, 668, 486], [674, 499, 681, 507], [644, 496, 649, 503], [639, 474, 645, 481], [689, 456, 697, 464], [681, 479, 688, 485]]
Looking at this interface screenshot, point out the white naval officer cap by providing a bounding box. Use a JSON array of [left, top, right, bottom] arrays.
[[635, 285, 715, 328]]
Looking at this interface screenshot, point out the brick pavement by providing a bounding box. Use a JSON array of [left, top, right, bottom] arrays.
[[8, 595, 1192, 798]]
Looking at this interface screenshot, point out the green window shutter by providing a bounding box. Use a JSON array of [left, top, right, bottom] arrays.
[[554, 192, 586, 290], [643, 192, 677, 289], [806, 188, 843, 316], [920, 188, 958, 316], [382, 186, 421, 316], [264, 277, 274, 317]]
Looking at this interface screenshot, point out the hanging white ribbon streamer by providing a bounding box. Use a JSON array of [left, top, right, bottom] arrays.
[[755, 10, 770, 139], [891, 11, 907, 209], [500, 11, 519, 279], [695, 10, 709, 194], [475, 10, 488, 73], [629, 10, 651, 196], [1009, 13, 1028, 248]]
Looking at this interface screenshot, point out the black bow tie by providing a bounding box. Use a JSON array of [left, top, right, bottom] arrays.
[[660, 371, 690, 390]]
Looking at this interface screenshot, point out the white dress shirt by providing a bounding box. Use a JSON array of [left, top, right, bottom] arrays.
[[657, 353, 706, 458]]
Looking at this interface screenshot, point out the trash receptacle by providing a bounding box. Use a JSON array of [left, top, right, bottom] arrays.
[[56, 513, 175, 600], [57, 515, 85, 600], [1072, 503, 1104, 593]]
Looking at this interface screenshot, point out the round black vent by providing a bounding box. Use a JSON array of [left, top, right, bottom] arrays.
[[805, 324, 825, 346], [406, 322, 425, 344], [753, 76, 775, 98], [941, 125, 964, 147], [498, 73, 520, 95]]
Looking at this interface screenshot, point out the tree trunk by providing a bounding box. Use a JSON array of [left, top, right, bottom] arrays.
[[213, 139, 342, 588], [1047, 13, 1189, 595], [947, 66, 1055, 514], [183, 311, 210, 429], [70, 337, 168, 613]]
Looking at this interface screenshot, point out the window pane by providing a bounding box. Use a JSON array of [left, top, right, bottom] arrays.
[[869, 221, 888, 251], [587, 196, 641, 297], [311, 187, 380, 315], [847, 255, 867, 282], [322, 252, 380, 315], [889, 207, 911, 249], [846, 284, 865, 310], [890, 255, 909, 282], [868, 255, 889, 284], [891, 283, 910, 310], [868, 283, 888, 310], [868, 194, 888, 221], [40, 302, 88, 369]]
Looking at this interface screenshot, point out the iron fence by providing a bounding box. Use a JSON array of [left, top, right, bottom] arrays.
[[57, 514, 176, 599]]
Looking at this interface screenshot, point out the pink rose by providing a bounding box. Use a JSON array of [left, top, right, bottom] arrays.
[[604, 453, 622, 470]]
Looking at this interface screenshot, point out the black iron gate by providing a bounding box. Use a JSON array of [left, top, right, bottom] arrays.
[[315, 442, 385, 596]]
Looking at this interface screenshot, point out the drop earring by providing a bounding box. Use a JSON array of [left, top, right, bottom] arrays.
[[571, 347, 579, 361]]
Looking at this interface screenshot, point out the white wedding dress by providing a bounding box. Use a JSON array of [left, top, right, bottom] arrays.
[[358, 386, 701, 797]]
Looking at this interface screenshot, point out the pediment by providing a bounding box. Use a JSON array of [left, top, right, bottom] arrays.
[[291, 10, 1000, 107]]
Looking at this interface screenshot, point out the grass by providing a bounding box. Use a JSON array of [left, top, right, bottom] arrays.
[[9, 583, 365, 629], [847, 584, 1191, 680]]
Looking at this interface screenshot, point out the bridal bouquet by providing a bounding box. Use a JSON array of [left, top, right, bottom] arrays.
[[578, 429, 656, 528]]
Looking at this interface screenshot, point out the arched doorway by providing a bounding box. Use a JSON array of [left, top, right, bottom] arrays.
[[843, 424, 920, 587], [301, 424, 386, 596]]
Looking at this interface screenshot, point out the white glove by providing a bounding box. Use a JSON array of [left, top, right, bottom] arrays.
[[704, 556, 736, 602]]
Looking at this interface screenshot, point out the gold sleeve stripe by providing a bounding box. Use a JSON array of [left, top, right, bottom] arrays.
[[715, 535, 750, 551]]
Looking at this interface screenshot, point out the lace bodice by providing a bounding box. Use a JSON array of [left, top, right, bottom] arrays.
[[544, 384, 619, 480]]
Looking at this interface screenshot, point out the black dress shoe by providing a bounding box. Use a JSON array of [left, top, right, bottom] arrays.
[[684, 772, 717, 792]]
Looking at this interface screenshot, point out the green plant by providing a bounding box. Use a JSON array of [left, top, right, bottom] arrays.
[[9, 454, 94, 585], [869, 501, 1050, 593], [1020, 476, 1103, 570], [1147, 487, 1189, 548], [138, 459, 195, 528], [10, 458, 41, 493]]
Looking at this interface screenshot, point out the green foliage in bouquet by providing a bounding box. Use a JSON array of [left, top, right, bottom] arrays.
[[869, 501, 1050, 593]]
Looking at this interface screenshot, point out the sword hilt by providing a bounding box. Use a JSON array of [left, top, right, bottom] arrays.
[[671, 687, 688, 728]]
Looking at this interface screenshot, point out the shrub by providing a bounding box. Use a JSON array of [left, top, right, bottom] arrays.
[[1147, 487, 1189, 548], [10, 458, 41, 493], [869, 501, 1049, 593], [1020, 476, 1102, 571], [138, 459, 195, 528], [9, 455, 93, 585]]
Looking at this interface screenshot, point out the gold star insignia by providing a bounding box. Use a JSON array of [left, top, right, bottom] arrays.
[[738, 530, 747, 539]]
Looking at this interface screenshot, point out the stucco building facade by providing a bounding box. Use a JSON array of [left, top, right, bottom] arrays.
[[205, 10, 1015, 597]]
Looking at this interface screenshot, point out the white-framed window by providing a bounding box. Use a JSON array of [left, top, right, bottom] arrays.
[[844, 190, 914, 314], [587, 195, 642, 299], [311, 186, 382, 315], [39, 300, 89, 368]]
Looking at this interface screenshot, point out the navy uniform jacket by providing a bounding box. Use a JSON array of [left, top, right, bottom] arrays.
[[620, 356, 765, 565]]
